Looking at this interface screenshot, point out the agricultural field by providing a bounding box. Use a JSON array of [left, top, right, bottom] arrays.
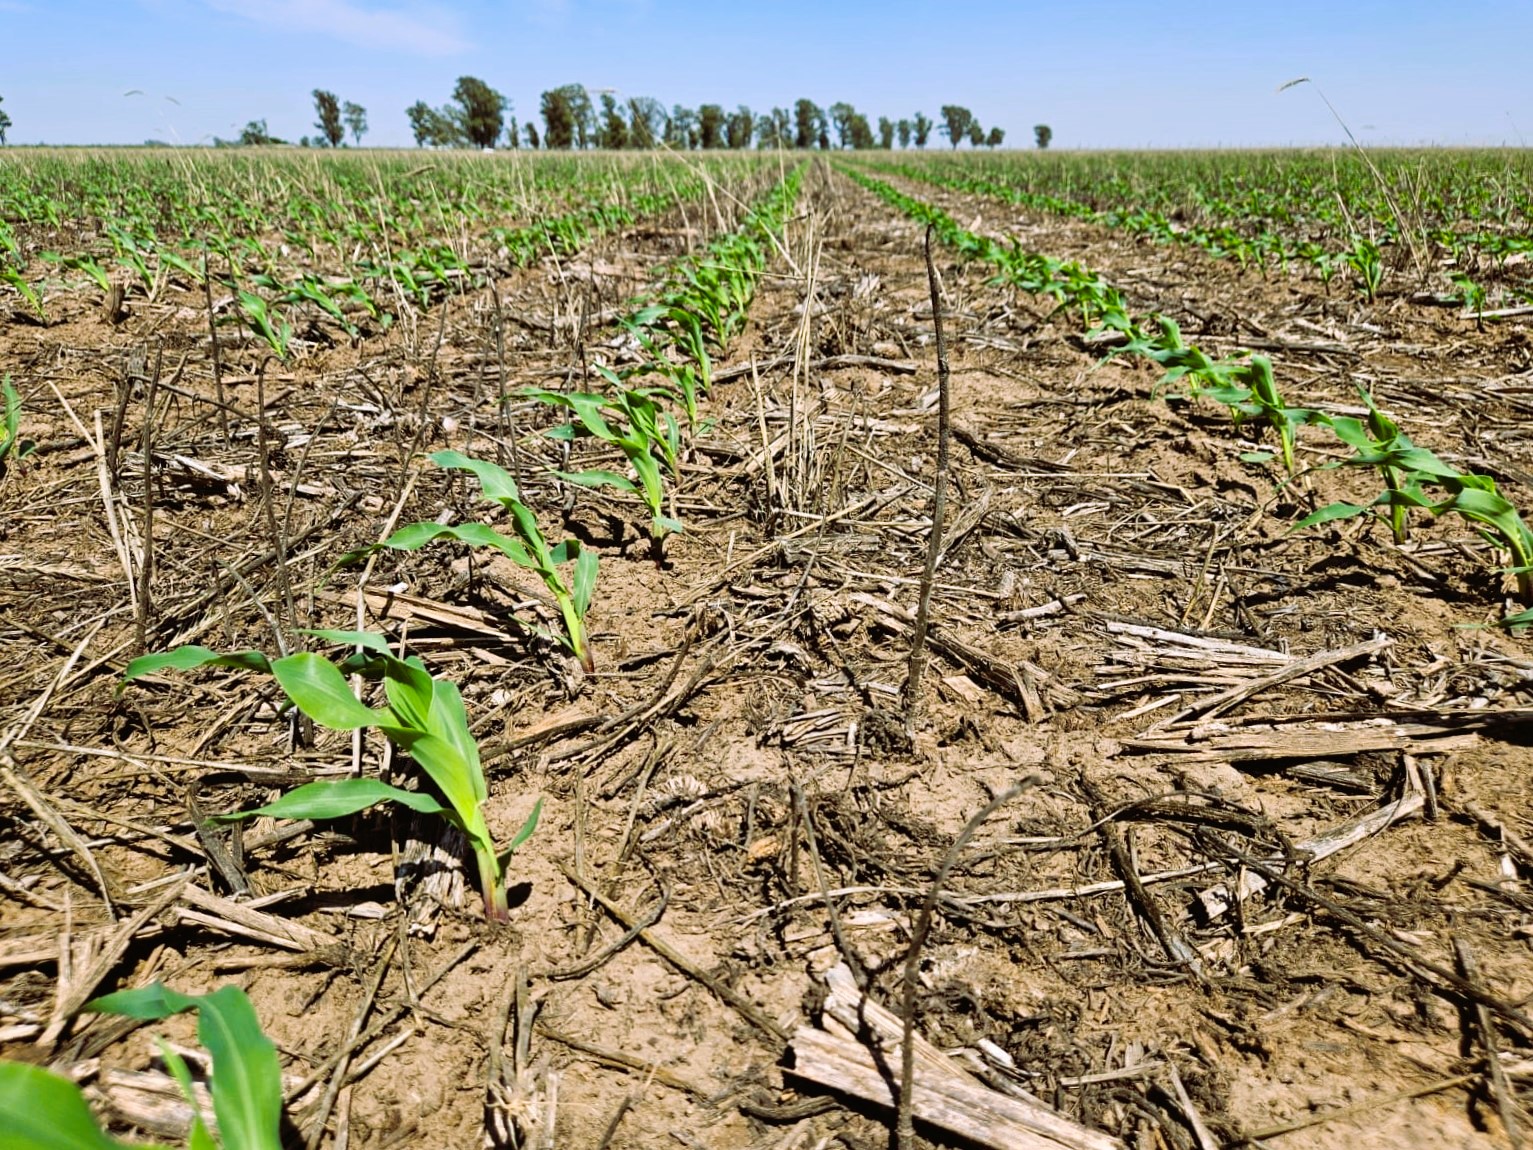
[[2, 146, 1532, 1150]]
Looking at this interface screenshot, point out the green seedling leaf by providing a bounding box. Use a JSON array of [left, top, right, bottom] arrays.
[[430, 449, 521, 506], [383, 520, 537, 568], [1292, 501, 1371, 531], [214, 777, 448, 822], [572, 546, 599, 618], [381, 728, 489, 847], [121, 646, 273, 688], [301, 629, 391, 655], [86, 983, 282, 1150], [554, 467, 638, 494], [496, 797, 543, 870], [0, 1061, 162, 1150], [157, 1041, 215, 1150], [270, 652, 384, 730]]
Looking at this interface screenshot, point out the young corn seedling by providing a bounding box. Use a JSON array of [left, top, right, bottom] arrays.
[[623, 305, 712, 429], [1344, 235, 1384, 301], [1, 376, 36, 473], [1435, 474, 1533, 603], [524, 377, 682, 551], [0, 982, 282, 1150], [1294, 388, 1451, 543], [0, 263, 44, 321], [122, 633, 540, 922], [1199, 355, 1317, 474], [346, 451, 598, 672], [235, 290, 292, 360]]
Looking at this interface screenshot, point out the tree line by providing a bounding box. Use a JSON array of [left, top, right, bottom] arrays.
[[0, 83, 1052, 151], [411, 81, 1025, 151]]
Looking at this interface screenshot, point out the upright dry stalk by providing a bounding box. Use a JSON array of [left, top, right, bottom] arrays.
[[489, 281, 524, 489], [903, 224, 951, 733], [895, 779, 1036, 1150], [254, 360, 297, 646], [202, 255, 228, 443], [134, 345, 161, 651]]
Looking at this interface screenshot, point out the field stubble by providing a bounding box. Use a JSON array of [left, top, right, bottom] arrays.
[[0, 151, 1531, 1149]]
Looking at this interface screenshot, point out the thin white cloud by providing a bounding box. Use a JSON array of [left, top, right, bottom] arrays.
[[203, 0, 469, 56], [0, 1, 35, 12]]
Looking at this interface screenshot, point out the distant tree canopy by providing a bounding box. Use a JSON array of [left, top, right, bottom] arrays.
[[236, 119, 283, 146], [940, 105, 976, 149], [598, 93, 628, 149], [312, 89, 344, 146], [668, 105, 699, 149], [406, 101, 458, 147], [451, 76, 507, 148], [342, 101, 367, 146], [912, 111, 933, 148], [405, 77, 507, 148], [540, 84, 594, 149], [628, 97, 667, 149], [1034, 123, 1053, 149], [698, 104, 726, 149], [0, 96, 10, 146], [540, 88, 574, 148], [756, 107, 791, 149], [726, 105, 754, 149], [793, 99, 824, 150], [213, 84, 1003, 152]]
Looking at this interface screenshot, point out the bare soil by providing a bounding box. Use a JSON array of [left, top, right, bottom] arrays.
[[2, 158, 1531, 1150]]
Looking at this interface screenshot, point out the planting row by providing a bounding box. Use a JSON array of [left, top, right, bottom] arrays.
[[858, 150, 1533, 308], [847, 167, 1533, 618], [0, 151, 771, 354], [0, 160, 808, 1146], [110, 161, 804, 928]]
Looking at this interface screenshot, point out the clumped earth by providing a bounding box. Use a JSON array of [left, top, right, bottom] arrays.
[[2, 155, 1532, 1150]]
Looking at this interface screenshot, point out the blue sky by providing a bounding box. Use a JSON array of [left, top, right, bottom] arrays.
[[2, 0, 1530, 148]]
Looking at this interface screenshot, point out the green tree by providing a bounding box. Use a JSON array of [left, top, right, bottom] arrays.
[[308, 89, 341, 146], [849, 113, 875, 149], [828, 101, 856, 148], [406, 101, 458, 147], [756, 107, 791, 149], [525, 121, 540, 149], [668, 105, 699, 149], [793, 98, 824, 149], [540, 87, 575, 148], [940, 105, 975, 149], [726, 104, 754, 148], [598, 93, 628, 149], [967, 120, 984, 147], [985, 126, 1005, 148], [698, 104, 726, 149], [897, 118, 912, 148], [542, 84, 593, 148], [343, 101, 367, 145], [912, 111, 932, 148], [628, 97, 667, 149], [238, 119, 283, 146], [312, 89, 344, 146], [878, 116, 895, 149], [506, 115, 519, 148], [1034, 123, 1053, 149], [0, 96, 10, 146], [450, 76, 507, 148]]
